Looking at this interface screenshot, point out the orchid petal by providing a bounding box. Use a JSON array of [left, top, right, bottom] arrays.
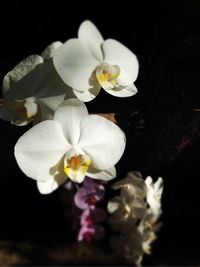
[[2, 55, 43, 100], [74, 188, 90, 210], [107, 196, 122, 213], [37, 94, 72, 121], [33, 60, 75, 99], [87, 166, 116, 181], [81, 208, 106, 225], [14, 120, 70, 181], [145, 176, 163, 219], [11, 116, 31, 126], [83, 176, 104, 190], [24, 97, 38, 118], [103, 39, 139, 84], [78, 224, 95, 241], [41, 41, 63, 60], [54, 98, 88, 146], [37, 170, 67, 194], [73, 84, 101, 102], [113, 171, 146, 198], [78, 20, 103, 61], [104, 84, 138, 97], [11, 101, 33, 126], [53, 38, 99, 92], [79, 115, 126, 170]]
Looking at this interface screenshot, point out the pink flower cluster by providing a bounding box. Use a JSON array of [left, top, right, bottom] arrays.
[[74, 177, 106, 241]]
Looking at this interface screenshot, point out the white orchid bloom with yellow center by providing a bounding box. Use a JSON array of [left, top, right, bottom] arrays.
[[53, 20, 139, 102], [14, 99, 126, 194], [0, 42, 75, 126]]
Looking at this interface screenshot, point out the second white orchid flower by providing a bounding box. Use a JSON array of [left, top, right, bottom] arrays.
[[53, 20, 139, 102], [14, 99, 126, 194], [0, 42, 75, 126]]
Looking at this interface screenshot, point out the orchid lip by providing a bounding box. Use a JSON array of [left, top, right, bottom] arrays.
[[95, 63, 120, 89], [64, 152, 91, 183]]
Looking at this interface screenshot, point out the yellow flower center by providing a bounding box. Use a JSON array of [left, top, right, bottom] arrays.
[[96, 63, 120, 89], [64, 154, 91, 183]]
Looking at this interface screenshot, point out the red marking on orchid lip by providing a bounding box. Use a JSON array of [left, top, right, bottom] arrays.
[[85, 215, 94, 225], [87, 195, 97, 206]]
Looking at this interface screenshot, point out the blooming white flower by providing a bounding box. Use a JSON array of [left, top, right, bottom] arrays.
[[14, 98, 126, 194], [108, 171, 163, 266], [0, 42, 75, 126], [53, 20, 139, 102]]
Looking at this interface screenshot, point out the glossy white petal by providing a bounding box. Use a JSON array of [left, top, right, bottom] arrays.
[[54, 98, 88, 146], [104, 84, 138, 97], [41, 41, 63, 60], [87, 166, 116, 181], [53, 38, 99, 92], [78, 20, 103, 61], [103, 39, 139, 84], [14, 120, 70, 181], [73, 84, 101, 102], [37, 179, 59, 194], [37, 166, 67, 194], [79, 115, 126, 170]]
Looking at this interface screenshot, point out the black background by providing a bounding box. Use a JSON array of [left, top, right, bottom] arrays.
[[0, 0, 200, 265]]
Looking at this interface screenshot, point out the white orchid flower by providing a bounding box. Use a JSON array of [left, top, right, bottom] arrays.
[[0, 42, 75, 126], [53, 20, 139, 102], [14, 98, 126, 194]]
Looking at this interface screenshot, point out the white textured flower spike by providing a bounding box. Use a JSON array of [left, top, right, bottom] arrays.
[[14, 98, 126, 194], [53, 20, 139, 102], [145, 176, 163, 220], [0, 42, 75, 126], [108, 171, 164, 266]]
